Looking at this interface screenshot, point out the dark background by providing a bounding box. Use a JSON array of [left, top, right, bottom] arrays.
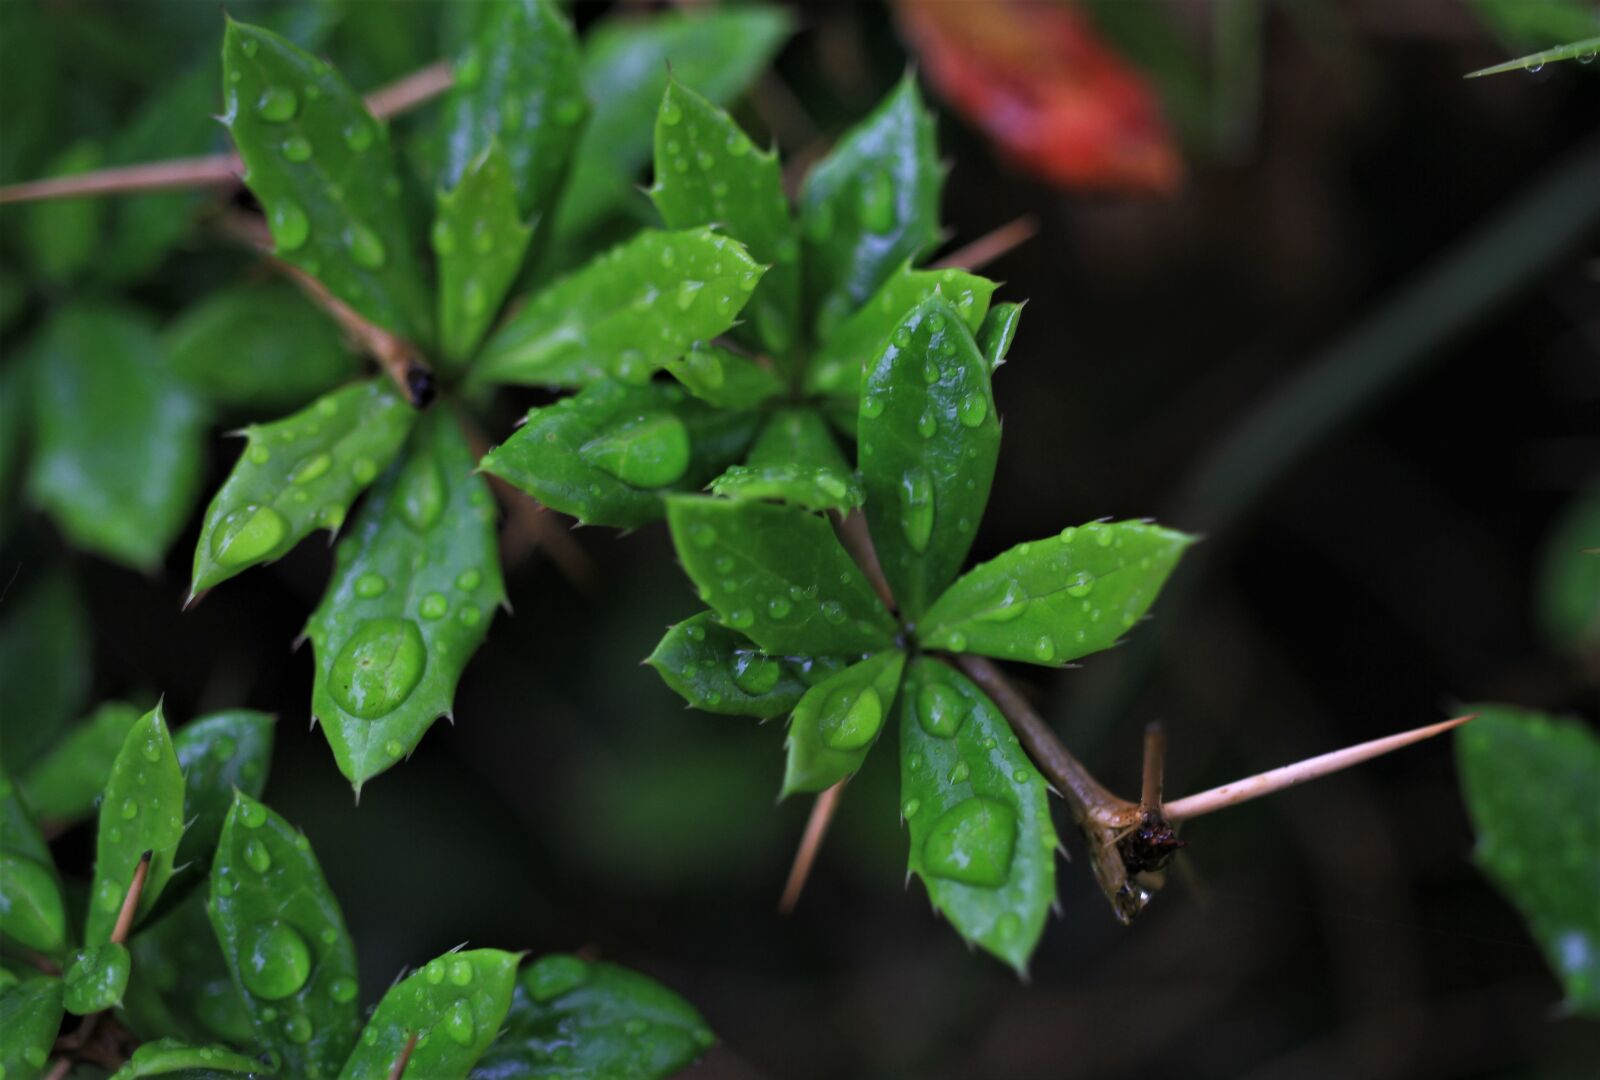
[[6, 1, 1600, 1076]]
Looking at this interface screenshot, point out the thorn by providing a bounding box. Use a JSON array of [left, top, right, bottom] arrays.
[[778, 780, 845, 914], [1140, 722, 1166, 815], [111, 851, 154, 944], [930, 215, 1039, 272], [386, 1031, 419, 1080]]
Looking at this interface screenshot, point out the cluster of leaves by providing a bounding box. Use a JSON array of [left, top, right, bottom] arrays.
[[0, 702, 713, 1079]]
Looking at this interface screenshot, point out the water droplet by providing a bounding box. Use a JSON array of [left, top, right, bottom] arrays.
[[916, 410, 938, 439], [903, 798, 921, 818], [892, 326, 913, 349], [345, 224, 386, 269], [767, 596, 792, 619], [733, 653, 780, 695], [445, 998, 475, 1045], [1033, 635, 1056, 662], [949, 761, 971, 784], [916, 683, 967, 737], [241, 38, 259, 58], [256, 86, 298, 123], [820, 600, 846, 624], [1065, 570, 1095, 598], [344, 123, 373, 153], [820, 685, 883, 751], [458, 605, 482, 628], [239, 799, 268, 828], [383, 739, 403, 758], [660, 97, 683, 125], [976, 580, 1028, 623], [448, 958, 474, 986], [281, 135, 311, 163], [725, 608, 755, 630], [329, 976, 357, 1003], [946, 631, 968, 652], [860, 395, 885, 420], [271, 200, 310, 252], [398, 453, 445, 531], [243, 839, 272, 873], [859, 171, 894, 233], [329, 618, 426, 719], [284, 1013, 313, 1043], [241, 922, 312, 1000], [455, 568, 482, 592], [582, 413, 691, 488], [922, 797, 1018, 887], [354, 573, 388, 599], [691, 525, 717, 548], [424, 961, 445, 985], [899, 468, 935, 554], [290, 452, 332, 485], [419, 593, 448, 620], [958, 395, 988, 427], [212, 504, 288, 567], [1058, 526, 1077, 544], [674, 279, 705, 311]]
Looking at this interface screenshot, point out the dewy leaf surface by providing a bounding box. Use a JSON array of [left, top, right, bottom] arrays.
[[223, 20, 433, 343], [0, 570, 90, 770], [665, 496, 898, 655], [190, 379, 415, 596], [86, 704, 185, 944], [434, 141, 534, 366], [481, 379, 760, 528], [107, 1037, 269, 1079], [661, 344, 784, 411], [339, 949, 519, 1080], [859, 295, 1000, 619], [171, 710, 275, 874], [19, 701, 142, 825], [800, 76, 943, 340], [708, 408, 862, 513], [0, 976, 63, 1079], [27, 304, 205, 573], [470, 954, 714, 1080], [783, 649, 907, 797], [1457, 705, 1600, 1016], [647, 611, 843, 719], [475, 228, 763, 388], [651, 79, 800, 363], [307, 409, 505, 790], [438, 0, 588, 217], [899, 657, 1056, 973], [918, 520, 1193, 664], [63, 941, 131, 1015], [0, 760, 66, 956], [209, 793, 360, 1076]]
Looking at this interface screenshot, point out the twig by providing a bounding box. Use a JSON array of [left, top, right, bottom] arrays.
[[1140, 722, 1166, 815], [779, 780, 845, 914], [832, 511, 896, 612], [931, 216, 1039, 272], [110, 851, 153, 945], [44, 1059, 72, 1080], [362, 61, 453, 121], [387, 1032, 420, 1080]]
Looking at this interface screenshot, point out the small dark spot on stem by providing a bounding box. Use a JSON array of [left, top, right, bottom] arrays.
[[404, 363, 435, 408]]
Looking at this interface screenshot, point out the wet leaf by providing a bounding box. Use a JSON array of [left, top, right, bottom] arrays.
[[646, 611, 844, 719], [0, 976, 63, 1079], [858, 295, 1000, 619], [0, 761, 66, 956], [338, 949, 519, 1080], [21, 140, 103, 285], [783, 649, 907, 797], [899, 657, 1056, 973], [435, 142, 534, 367], [172, 710, 276, 874], [475, 228, 764, 388], [800, 76, 942, 340], [481, 379, 760, 528], [708, 408, 861, 513], [27, 304, 206, 573], [123, 891, 253, 1047], [664, 496, 898, 655], [1535, 491, 1600, 659], [189, 379, 415, 597], [63, 941, 130, 1015], [918, 520, 1193, 665], [438, 0, 587, 218], [19, 702, 142, 826], [209, 793, 360, 1076], [107, 1037, 270, 1079], [661, 344, 784, 411], [307, 409, 505, 791], [0, 570, 90, 770], [471, 954, 713, 1079], [976, 301, 1024, 372], [1457, 705, 1600, 1016], [223, 20, 433, 343]]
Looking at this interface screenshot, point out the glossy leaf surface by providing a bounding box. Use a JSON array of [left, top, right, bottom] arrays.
[[223, 20, 432, 342], [476, 228, 763, 388], [435, 142, 534, 366], [124, 891, 253, 1047], [482, 380, 759, 528], [190, 379, 415, 597], [708, 408, 862, 512], [0, 976, 63, 1079], [308, 409, 504, 790], [783, 649, 907, 796], [1458, 705, 1600, 1015], [665, 496, 898, 655], [661, 344, 784, 410], [0, 571, 89, 770], [107, 1038, 269, 1079], [19, 701, 141, 825], [647, 611, 842, 719], [976, 301, 1023, 372], [338, 949, 519, 1080], [900, 658, 1056, 973], [800, 76, 942, 339], [471, 954, 713, 1079], [859, 295, 1000, 619], [171, 710, 275, 873], [209, 794, 359, 1076], [27, 305, 205, 572], [0, 762, 65, 955], [63, 942, 131, 1015], [86, 704, 185, 944], [918, 520, 1192, 664]]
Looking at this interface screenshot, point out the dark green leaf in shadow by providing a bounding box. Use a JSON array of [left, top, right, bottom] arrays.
[[646, 611, 844, 719]]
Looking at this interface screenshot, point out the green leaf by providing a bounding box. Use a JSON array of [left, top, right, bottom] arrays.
[[86, 703, 185, 944], [0, 360, 27, 538], [0, 976, 63, 1080], [664, 496, 899, 655], [1457, 705, 1600, 1015], [339, 949, 519, 1080], [782, 649, 907, 797], [189, 379, 416, 598], [21, 140, 104, 285], [19, 702, 142, 825], [1465, 34, 1600, 77], [434, 142, 534, 366], [800, 76, 942, 340], [222, 20, 433, 343], [1536, 491, 1600, 658], [307, 409, 505, 791], [108, 1037, 269, 1079], [0, 570, 90, 770], [805, 262, 995, 397], [858, 295, 1000, 619], [471, 954, 714, 1079], [27, 304, 206, 573], [208, 793, 359, 1076], [708, 408, 862, 513], [165, 283, 360, 414], [63, 942, 130, 1015], [661, 344, 784, 410], [899, 658, 1057, 974], [646, 611, 844, 719], [124, 892, 252, 1047], [651, 79, 800, 363], [558, 6, 793, 238], [475, 228, 764, 388], [481, 379, 760, 528], [438, 0, 587, 218], [0, 762, 66, 956], [976, 301, 1024, 373], [918, 520, 1193, 665], [171, 710, 275, 874]]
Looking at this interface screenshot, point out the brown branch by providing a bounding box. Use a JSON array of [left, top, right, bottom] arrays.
[[110, 851, 153, 945], [931, 215, 1040, 272], [831, 510, 896, 612], [363, 61, 453, 122], [779, 780, 845, 914], [1140, 722, 1166, 815], [387, 1032, 420, 1080], [44, 1058, 73, 1080]]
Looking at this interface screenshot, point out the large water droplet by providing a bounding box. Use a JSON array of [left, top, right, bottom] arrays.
[[398, 453, 445, 531], [271, 200, 310, 253], [958, 394, 988, 427], [820, 685, 883, 751], [1065, 570, 1095, 598], [419, 593, 448, 621], [916, 683, 967, 737], [660, 97, 683, 126], [284, 1013, 313, 1043], [281, 135, 312, 163], [445, 999, 475, 1045], [733, 653, 780, 695], [329, 618, 426, 719], [900, 468, 935, 554], [345, 224, 386, 269], [860, 395, 885, 420], [256, 87, 298, 123], [581, 413, 691, 489], [290, 452, 331, 485], [976, 580, 1028, 623], [241, 922, 312, 1000], [212, 505, 288, 567], [354, 573, 388, 599], [448, 958, 474, 986], [922, 797, 1018, 887], [243, 838, 273, 874]]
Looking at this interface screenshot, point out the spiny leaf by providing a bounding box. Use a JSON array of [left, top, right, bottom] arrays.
[[481, 379, 760, 528], [108, 1037, 269, 1079], [63, 942, 131, 1015], [1465, 35, 1600, 77], [86, 703, 184, 944], [470, 954, 714, 1079], [475, 228, 764, 388], [190, 379, 416, 597], [976, 301, 1024, 372], [0, 976, 63, 1079], [647, 611, 845, 719], [0, 761, 66, 956], [664, 496, 899, 655], [434, 141, 534, 366], [171, 710, 275, 875], [800, 75, 943, 340], [223, 19, 433, 343], [918, 520, 1193, 664], [123, 891, 252, 1047], [899, 657, 1057, 974], [19, 701, 142, 826], [661, 344, 785, 410], [859, 295, 1000, 619], [209, 793, 360, 1076], [439, 0, 588, 218], [783, 649, 907, 797], [0, 570, 89, 770], [307, 409, 505, 791], [708, 408, 862, 513], [339, 949, 520, 1080]]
